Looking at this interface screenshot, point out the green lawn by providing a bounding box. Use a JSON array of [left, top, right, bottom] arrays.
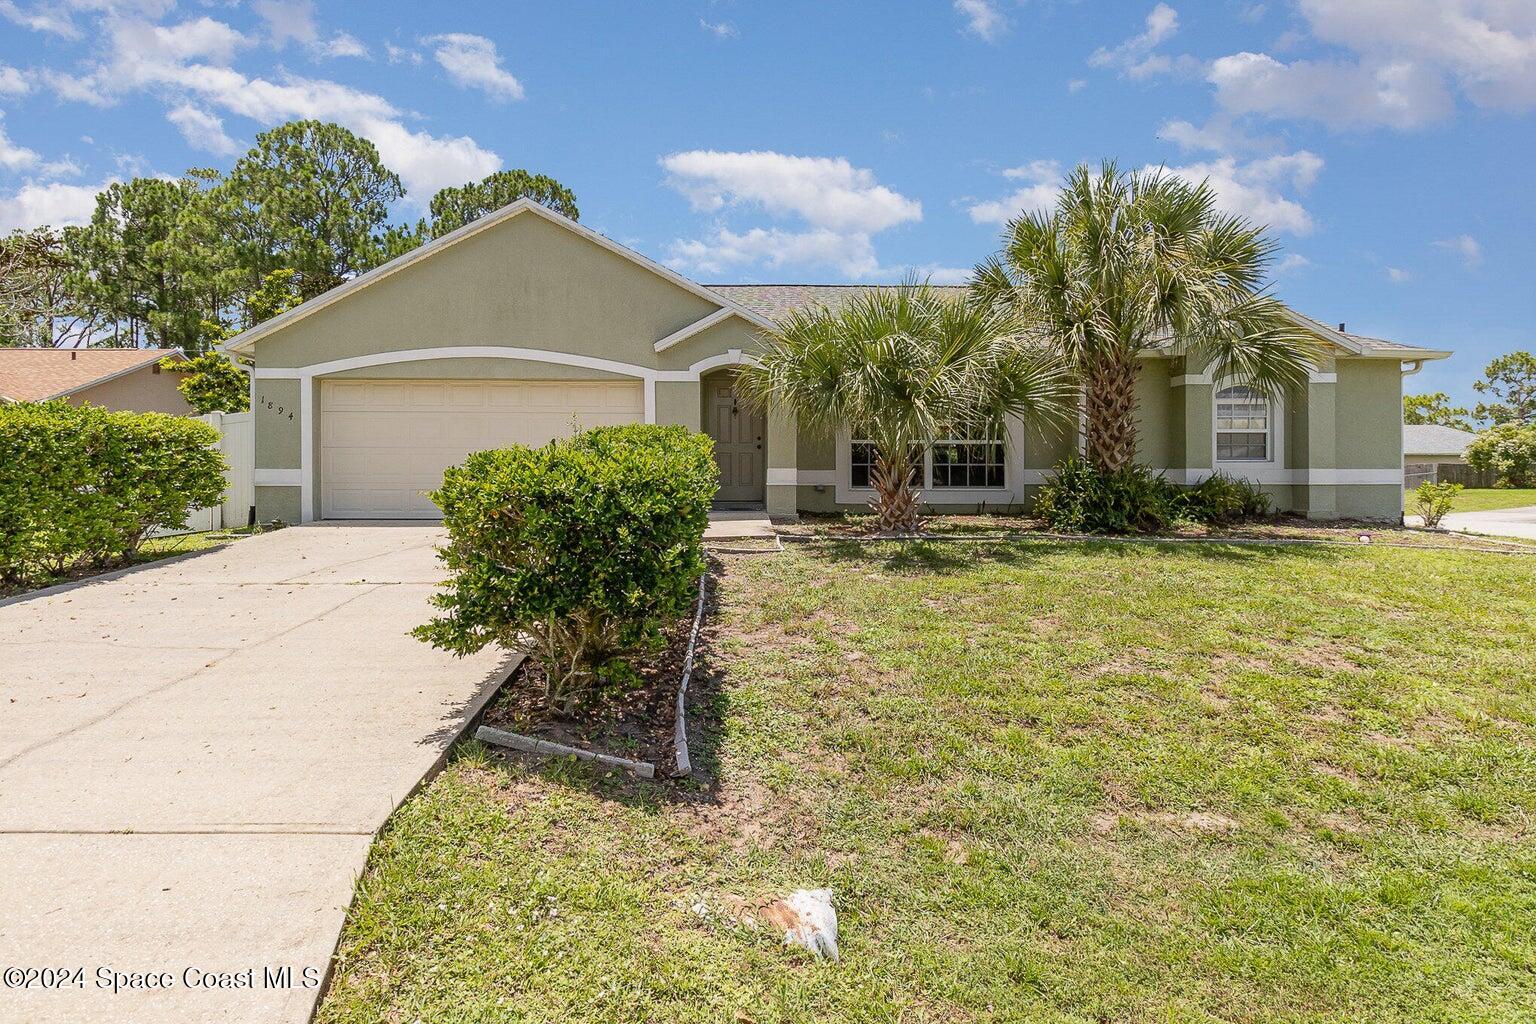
[[320, 539, 1536, 1024], [1439, 489, 1536, 514]]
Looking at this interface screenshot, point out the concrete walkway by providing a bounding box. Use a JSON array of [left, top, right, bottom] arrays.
[[0, 526, 514, 1024], [1437, 505, 1536, 541], [1407, 504, 1536, 541]]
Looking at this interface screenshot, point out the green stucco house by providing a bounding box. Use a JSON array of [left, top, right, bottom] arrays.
[[229, 200, 1448, 525]]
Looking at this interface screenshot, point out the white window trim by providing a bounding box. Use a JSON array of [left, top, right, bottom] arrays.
[[834, 417, 1028, 506], [1212, 383, 1285, 469]]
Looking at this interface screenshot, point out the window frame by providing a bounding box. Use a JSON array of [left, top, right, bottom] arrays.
[[837, 421, 1021, 505], [1212, 383, 1284, 468]]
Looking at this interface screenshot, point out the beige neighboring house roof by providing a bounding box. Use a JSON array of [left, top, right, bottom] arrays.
[[0, 348, 186, 403], [1404, 423, 1478, 458]]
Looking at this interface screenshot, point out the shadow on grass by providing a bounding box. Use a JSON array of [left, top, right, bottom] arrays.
[[808, 533, 1344, 575]]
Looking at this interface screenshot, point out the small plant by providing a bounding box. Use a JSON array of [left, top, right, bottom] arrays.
[[1177, 473, 1272, 525], [1034, 457, 1179, 534], [1410, 481, 1463, 528], [415, 424, 717, 715], [1036, 460, 1273, 534]]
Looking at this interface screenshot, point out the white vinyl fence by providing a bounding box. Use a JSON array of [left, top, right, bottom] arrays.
[[157, 410, 254, 536]]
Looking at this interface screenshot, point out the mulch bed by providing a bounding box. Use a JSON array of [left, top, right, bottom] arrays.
[[481, 613, 698, 769]]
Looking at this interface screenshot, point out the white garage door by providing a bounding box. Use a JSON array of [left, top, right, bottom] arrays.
[[320, 379, 644, 518]]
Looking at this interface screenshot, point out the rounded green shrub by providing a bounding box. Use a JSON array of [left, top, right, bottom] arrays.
[[414, 424, 718, 714], [0, 401, 226, 587]]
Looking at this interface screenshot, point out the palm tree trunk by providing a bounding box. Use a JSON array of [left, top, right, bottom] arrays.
[[1083, 354, 1139, 473], [869, 453, 922, 534]]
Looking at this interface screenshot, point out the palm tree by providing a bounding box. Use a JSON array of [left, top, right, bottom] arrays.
[[971, 161, 1321, 473], [736, 281, 1070, 534]]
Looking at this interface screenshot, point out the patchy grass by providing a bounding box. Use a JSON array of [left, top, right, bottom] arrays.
[[320, 538, 1536, 1024], [779, 511, 1527, 551], [1442, 489, 1536, 514]]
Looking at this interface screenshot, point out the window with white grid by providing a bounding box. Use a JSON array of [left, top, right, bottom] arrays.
[[1215, 386, 1270, 462]]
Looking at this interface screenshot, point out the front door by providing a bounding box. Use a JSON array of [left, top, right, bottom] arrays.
[[706, 377, 766, 505]]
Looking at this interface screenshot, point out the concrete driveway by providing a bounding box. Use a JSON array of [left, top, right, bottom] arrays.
[[0, 526, 514, 1024], [1437, 505, 1536, 541]]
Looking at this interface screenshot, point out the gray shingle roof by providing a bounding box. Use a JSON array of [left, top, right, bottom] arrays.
[[706, 284, 1440, 359], [708, 284, 966, 320], [1404, 423, 1478, 457]]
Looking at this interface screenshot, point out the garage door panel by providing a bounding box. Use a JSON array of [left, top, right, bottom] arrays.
[[320, 379, 643, 519]]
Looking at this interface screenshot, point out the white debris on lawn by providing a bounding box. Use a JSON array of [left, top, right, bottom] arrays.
[[690, 888, 840, 961]]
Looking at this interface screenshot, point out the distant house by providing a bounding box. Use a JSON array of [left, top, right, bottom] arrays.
[[1404, 423, 1479, 487], [0, 348, 193, 414]]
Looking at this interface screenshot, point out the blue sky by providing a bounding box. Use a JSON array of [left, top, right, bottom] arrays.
[[1, 0, 1532, 406]]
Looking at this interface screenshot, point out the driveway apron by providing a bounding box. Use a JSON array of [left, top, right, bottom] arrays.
[[0, 525, 513, 1023]]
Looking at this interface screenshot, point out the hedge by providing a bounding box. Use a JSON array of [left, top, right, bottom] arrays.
[[414, 423, 718, 713], [0, 401, 227, 587]]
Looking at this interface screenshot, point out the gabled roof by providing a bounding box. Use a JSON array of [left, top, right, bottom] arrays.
[[0, 347, 185, 403], [1404, 423, 1478, 457], [226, 199, 777, 353]]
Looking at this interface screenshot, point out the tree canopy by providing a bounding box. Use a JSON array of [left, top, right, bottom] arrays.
[[0, 120, 578, 356], [1472, 352, 1536, 426], [1403, 392, 1473, 431], [972, 162, 1319, 472]]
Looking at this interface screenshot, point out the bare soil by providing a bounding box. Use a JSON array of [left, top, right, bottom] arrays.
[[482, 614, 697, 767]]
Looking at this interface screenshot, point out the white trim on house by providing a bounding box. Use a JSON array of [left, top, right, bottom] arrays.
[[832, 419, 1030, 507], [258, 345, 762, 522], [766, 468, 798, 486], [1212, 381, 1286, 470], [226, 200, 776, 355], [254, 468, 301, 486], [1161, 468, 1403, 486], [1308, 371, 1338, 384], [653, 308, 737, 353]]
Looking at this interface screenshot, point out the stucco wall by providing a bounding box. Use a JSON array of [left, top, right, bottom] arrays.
[[256, 213, 718, 372], [70, 364, 195, 415]]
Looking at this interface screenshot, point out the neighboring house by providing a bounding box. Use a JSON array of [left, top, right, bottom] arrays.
[[1404, 423, 1479, 487], [0, 347, 193, 414], [228, 200, 1449, 524]]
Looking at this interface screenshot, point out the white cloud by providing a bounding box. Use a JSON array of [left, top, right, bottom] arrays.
[[955, 0, 1008, 43], [1274, 253, 1311, 275], [117, 63, 494, 198], [1157, 151, 1324, 234], [905, 263, 972, 285], [252, 0, 318, 49], [1205, 2, 1536, 131], [660, 150, 922, 278], [1434, 233, 1482, 268], [166, 104, 241, 156], [700, 19, 738, 39], [0, 0, 80, 40], [385, 43, 422, 66], [967, 159, 1063, 225], [113, 16, 249, 66], [0, 179, 115, 232], [1089, 3, 1191, 78], [1387, 266, 1412, 283], [425, 33, 525, 101], [1209, 51, 1452, 130], [661, 150, 921, 234], [1066, 78, 1087, 94], [0, 114, 40, 171], [0, 65, 29, 97], [322, 32, 370, 59]]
